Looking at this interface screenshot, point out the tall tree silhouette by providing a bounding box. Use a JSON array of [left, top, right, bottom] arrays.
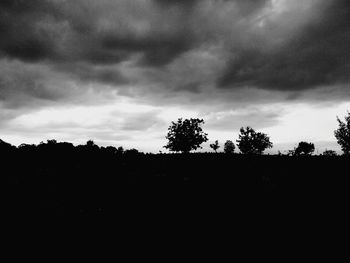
[[164, 118, 208, 153], [334, 112, 350, 155], [236, 127, 272, 154]]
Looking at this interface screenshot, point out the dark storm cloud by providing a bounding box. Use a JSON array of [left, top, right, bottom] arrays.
[[0, 0, 65, 62], [0, 60, 67, 108], [54, 63, 130, 86], [155, 0, 195, 4], [0, 0, 197, 67], [153, 0, 198, 7], [0, 59, 122, 112], [102, 30, 195, 67], [0, 0, 272, 67], [218, 0, 350, 91], [1, 0, 350, 115]]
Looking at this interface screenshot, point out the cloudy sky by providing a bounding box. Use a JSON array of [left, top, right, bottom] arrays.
[[1, 0, 350, 153]]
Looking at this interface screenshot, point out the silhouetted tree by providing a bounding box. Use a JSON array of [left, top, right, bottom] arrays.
[[104, 146, 117, 155], [47, 139, 57, 145], [224, 140, 235, 154], [236, 126, 273, 155], [124, 148, 140, 156], [164, 118, 208, 153], [18, 143, 36, 150], [334, 112, 350, 155], [86, 140, 96, 147], [210, 140, 220, 153], [322, 149, 337, 156], [294, 141, 315, 156], [117, 146, 124, 154]]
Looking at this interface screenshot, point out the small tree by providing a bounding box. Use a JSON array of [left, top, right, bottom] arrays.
[[164, 118, 208, 153], [294, 141, 315, 156], [334, 112, 350, 155], [210, 140, 220, 153], [117, 146, 124, 155], [86, 140, 96, 147], [236, 126, 273, 155], [224, 140, 235, 154], [47, 139, 57, 145]]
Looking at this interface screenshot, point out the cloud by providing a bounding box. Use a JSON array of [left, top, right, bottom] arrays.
[[0, 59, 119, 112], [1, 0, 350, 138], [205, 107, 282, 131], [0, 103, 167, 147], [218, 0, 350, 91], [0, 0, 65, 62], [121, 111, 166, 131], [153, 0, 198, 6], [0, 0, 198, 66], [0, 60, 69, 109]]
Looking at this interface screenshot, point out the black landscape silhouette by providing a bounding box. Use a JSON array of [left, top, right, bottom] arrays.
[[3, 113, 350, 216]]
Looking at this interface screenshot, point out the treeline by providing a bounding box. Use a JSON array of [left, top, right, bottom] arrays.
[[165, 112, 350, 155], [1, 138, 149, 216], [2, 111, 350, 215], [2, 138, 349, 216]]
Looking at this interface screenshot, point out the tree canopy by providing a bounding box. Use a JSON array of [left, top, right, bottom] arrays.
[[236, 126, 273, 154], [294, 141, 315, 156], [164, 118, 208, 153], [224, 140, 235, 154], [334, 112, 350, 155]]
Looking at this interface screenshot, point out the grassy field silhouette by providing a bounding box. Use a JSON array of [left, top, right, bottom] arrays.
[[2, 139, 349, 216]]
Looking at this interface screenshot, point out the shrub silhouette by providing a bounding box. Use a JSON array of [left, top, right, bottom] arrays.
[[2, 133, 350, 216], [164, 118, 208, 153], [322, 149, 337, 156], [236, 126, 272, 154], [294, 141, 315, 156], [334, 112, 350, 155], [210, 140, 220, 153], [224, 140, 235, 154], [124, 148, 140, 156]]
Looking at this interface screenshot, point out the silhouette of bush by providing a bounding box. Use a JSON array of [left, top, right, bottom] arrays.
[[210, 140, 220, 153], [334, 112, 350, 155], [103, 146, 118, 155], [224, 140, 235, 154], [46, 139, 57, 145], [322, 149, 337, 156], [294, 141, 315, 156], [236, 127, 273, 154], [164, 118, 208, 153], [124, 148, 140, 156]]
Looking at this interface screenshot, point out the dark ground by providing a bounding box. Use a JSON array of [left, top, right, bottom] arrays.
[[2, 141, 349, 217]]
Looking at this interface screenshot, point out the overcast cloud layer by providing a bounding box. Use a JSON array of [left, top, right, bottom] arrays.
[[1, 0, 350, 151]]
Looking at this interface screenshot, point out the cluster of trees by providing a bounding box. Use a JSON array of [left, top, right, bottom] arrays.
[[164, 112, 350, 155], [164, 118, 273, 154], [0, 138, 141, 157]]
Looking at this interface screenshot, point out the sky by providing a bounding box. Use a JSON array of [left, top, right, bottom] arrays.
[[1, 0, 350, 153]]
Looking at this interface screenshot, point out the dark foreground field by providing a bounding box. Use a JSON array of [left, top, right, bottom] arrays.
[[3, 142, 349, 217]]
